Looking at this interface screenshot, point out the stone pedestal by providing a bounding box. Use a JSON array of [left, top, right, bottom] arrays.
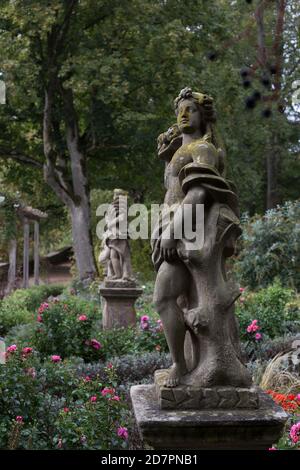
[[99, 280, 142, 329], [131, 384, 288, 450], [155, 369, 259, 410]]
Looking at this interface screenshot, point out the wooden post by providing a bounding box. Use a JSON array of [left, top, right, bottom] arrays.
[[34, 220, 39, 285], [6, 238, 17, 294], [23, 219, 30, 288]]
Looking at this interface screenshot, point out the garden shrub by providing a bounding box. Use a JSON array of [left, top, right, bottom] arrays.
[[236, 281, 299, 339], [12, 296, 167, 362], [0, 301, 32, 336], [111, 352, 171, 385], [0, 348, 130, 450], [74, 352, 171, 387], [7, 285, 64, 312], [234, 200, 300, 290], [29, 296, 102, 361], [0, 284, 64, 335]]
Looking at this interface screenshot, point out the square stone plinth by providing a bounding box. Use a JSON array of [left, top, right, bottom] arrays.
[[155, 369, 259, 410], [99, 282, 142, 329], [130, 385, 288, 450]]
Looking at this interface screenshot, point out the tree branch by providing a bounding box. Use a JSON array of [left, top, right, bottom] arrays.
[[0, 150, 43, 168]]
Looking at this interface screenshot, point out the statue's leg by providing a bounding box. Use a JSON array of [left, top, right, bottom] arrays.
[[110, 248, 122, 279], [153, 260, 189, 387], [107, 259, 114, 278], [122, 245, 133, 280]]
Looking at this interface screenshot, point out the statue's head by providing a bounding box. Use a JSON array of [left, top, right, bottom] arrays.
[[174, 87, 216, 135]]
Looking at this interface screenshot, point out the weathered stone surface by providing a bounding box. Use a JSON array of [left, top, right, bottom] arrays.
[[99, 284, 142, 329], [155, 369, 259, 410], [103, 279, 137, 289], [151, 88, 252, 391], [131, 384, 288, 450], [98, 188, 135, 282]]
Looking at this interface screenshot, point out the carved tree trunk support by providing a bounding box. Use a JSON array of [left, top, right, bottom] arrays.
[[34, 221, 39, 286], [23, 219, 30, 289], [180, 203, 251, 389], [5, 238, 17, 295], [99, 283, 142, 330]]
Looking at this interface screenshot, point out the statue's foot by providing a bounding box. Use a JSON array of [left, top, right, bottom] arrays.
[[122, 275, 134, 281], [164, 363, 187, 388]]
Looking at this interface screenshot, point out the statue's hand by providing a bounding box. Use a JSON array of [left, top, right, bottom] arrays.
[[160, 238, 178, 262]]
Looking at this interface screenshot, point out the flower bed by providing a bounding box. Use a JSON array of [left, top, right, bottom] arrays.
[[0, 346, 130, 449]]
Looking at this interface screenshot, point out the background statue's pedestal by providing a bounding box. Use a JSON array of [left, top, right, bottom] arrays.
[[99, 280, 142, 329], [131, 384, 288, 450]]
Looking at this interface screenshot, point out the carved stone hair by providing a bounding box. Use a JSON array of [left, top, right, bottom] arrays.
[[174, 87, 216, 124]]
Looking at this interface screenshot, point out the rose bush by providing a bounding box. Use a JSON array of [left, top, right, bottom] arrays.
[[0, 347, 130, 449]]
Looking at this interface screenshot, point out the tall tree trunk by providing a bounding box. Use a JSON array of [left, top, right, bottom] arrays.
[[43, 86, 97, 281], [71, 202, 96, 280], [256, 0, 285, 210], [266, 137, 280, 209]]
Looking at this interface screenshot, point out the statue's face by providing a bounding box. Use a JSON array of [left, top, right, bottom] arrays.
[[177, 99, 202, 134]]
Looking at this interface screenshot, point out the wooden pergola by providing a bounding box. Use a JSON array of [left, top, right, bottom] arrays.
[[6, 206, 48, 292]]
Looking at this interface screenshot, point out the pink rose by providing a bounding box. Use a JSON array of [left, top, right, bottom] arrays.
[[117, 426, 128, 440], [247, 325, 253, 333], [16, 416, 23, 423], [90, 339, 102, 350], [38, 302, 49, 314], [141, 315, 149, 323], [290, 422, 300, 444], [7, 344, 17, 353], [255, 333, 262, 341], [51, 355, 61, 363], [101, 387, 115, 397], [141, 322, 149, 330], [22, 347, 33, 355], [37, 314, 43, 323], [297, 394, 300, 402], [239, 287, 245, 293], [110, 395, 120, 402], [90, 395, 97, 403], [63, 407, 69, 413], [84, 375, 91, 382], [78, 315, 88, 321]]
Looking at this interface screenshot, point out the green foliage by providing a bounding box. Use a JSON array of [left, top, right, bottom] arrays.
[[0, 191, 19, 257], [0, 301, 32, 337], [0, 284, 64, 335], [30, 295, 102, 362], [131, 239, 155, 282], [4, 289, 167, 361], [235, 201, 300, 290], [0, 351, 129, 450], [6, 284, 64, 312], [74, 351, 171, 389], [236, 281, 300, 339]]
